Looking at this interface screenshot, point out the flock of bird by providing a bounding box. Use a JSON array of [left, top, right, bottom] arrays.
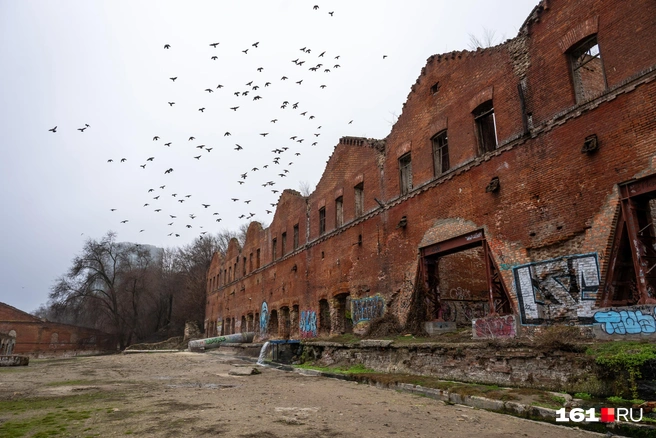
[[48, 4, 389, 241]]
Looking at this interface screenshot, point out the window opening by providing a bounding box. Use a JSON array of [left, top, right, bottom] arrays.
[[432, 130, 450, 176], [399, 153, 413, 195]]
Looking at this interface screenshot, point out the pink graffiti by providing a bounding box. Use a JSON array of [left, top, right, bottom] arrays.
[[473, 315, 516, 338]]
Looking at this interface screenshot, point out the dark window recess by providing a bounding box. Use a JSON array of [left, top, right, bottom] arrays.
[[319, 207, 326, 235], [399, 152, 413, 195], [474, 100, 498, 154], [256, 249, 260, 269], [335, 196, 344, 227], [354, 183, 364, 217], [432, 130, 450, 176], [249, 253, 253, 272], [281, 232, 287, 256], [272, 238, 278, 260], [243, 257, 246, 276], [293, 224, 299, 250], [570, 35, 606, 103], [430, 82, 440, 94]]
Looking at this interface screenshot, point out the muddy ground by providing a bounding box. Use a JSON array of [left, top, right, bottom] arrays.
[[0, 351, 606, 438]]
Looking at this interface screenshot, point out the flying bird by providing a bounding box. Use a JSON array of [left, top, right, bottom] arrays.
[[210, 42, 219, 48], [260, 133, 268, 137], [252, 42, 259, 47], [147, 157, 154, 161], [167, 101, 174, 106], [107, 159, 113, 163], [140, 164, 147, 169], [153, 136, 160, 141], [211, 56, 218, 60], [230, 106, 239, 111], [170, 77, 177, 81], [257, 67, 264, 72], [164, 142, 172, 147], [111, 208, 116, 211], [232, 198, 239, 202], [194, 155, 201, 160], [78, 127, 86, 132], [383, 55, 388, 59], [48, 126, 57, 133], [196, 145, 205, 149], [164, 44, 170, 49], [165, 168, 173, 174], [199, 108, 205, 112], [242, 49, 249, 54], [189, 136, 195, 141], [121, 220, 128, 223], [205, 88, 213, 93], [313, 5, 319, 9], [224, 132, 231, 136], [329, 11, 334, 16], [234, 144, 243, 150], [148, 188, 154, 192]]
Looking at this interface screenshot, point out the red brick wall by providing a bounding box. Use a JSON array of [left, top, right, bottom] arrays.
[[207, 0, 656, 334], [0, 303, 116, 357]]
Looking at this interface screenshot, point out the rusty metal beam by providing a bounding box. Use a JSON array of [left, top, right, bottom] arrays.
[[420, 229, 485, 258]]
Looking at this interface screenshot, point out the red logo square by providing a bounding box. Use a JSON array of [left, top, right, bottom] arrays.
[[601, 408, 614, 423]]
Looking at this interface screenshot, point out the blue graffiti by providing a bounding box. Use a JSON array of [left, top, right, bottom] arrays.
[[594, 310, 656, 335], [351, 295, 385, 324], [260, 302, 269, 334], [300, 310, 317, 338]]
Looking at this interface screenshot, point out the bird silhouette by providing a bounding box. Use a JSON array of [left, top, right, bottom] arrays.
[[78, 127, 86, 132], [257, 67, 264, 72], [147, 157, 154, 161], [202, 204, 210, 208], [48, 126, 57, 133], [238, 181, 245, 185], [107, 159, 113, 163], [189, 136, 195, 141], [260, 133, 269, 137], [266, 210, 272, 214], [165, 168, 173, 174], [320, 85, 327, 89], [252, 167, 259, 171], [170, 215, 177, 218], [230, 106, 239, 111], [217, 84, 223, 88], [155, 209, 161, 212], [242, 49, 249, 54], [144, 203, 149, 207], [196, 145, 205, 149], [383, 55, 388, 59], [199, 108, 205, 112], [111, 208, 117, 211], [160, 185, 165, 189], [231, 198, 239, 202], [313, 5, 319, 10], [211, 56, 218, 60], [206, 147, 213, 152], [253, 95, 262, 100], [349, 120, 353, 124], [224, 132, 231, 136], [170, 77, 177, 81], [271, 119, 278, 123], [329, 11, 334, 16], [168, 102, 175, 106], [210, 42, 219, 48], [234, 144, 243, 150], [121, 220, 128, 223], [296, 80, 303, 85], [194, 155, 201, 160], [153, 195, 160, 199], [148, 188, 154, 192], [153, 136, 160, 141], [164, 142, 172, 147], [164, 44, 170, 49], [140, 164, 147, 169], [265, 82, 271, 87], [205, 88, 213, 93], [281, 76, 288, 80]]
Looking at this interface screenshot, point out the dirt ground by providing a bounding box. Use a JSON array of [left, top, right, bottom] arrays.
[[0, 351, 608, 438]]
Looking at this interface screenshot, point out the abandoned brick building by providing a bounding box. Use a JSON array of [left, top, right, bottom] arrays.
[[205, 0, 656, 340], [0, 302, 116, 358]]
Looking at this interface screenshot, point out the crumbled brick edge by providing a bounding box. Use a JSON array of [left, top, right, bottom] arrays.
[[293, 368, 656, 436]]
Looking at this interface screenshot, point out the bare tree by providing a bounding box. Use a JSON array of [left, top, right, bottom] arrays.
[[468, 27, 503, 50], [49, 232, 156, 349], [299, 180, 313, 197]]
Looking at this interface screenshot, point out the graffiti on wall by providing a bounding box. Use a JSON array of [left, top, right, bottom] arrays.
[[593, 305, 656, 336], [514, 253, 600, 324], [472, 314, 517, 339], [299, 310, 317, 338], [351, 295, 385, 325], [260, 302, 269, 335], [439, 301, 489, 325]]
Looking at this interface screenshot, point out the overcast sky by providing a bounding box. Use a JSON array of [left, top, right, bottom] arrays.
[[0, 0, 537, 313]]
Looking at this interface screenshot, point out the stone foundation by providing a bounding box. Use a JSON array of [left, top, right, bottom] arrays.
[[0, 355, 29, 367]]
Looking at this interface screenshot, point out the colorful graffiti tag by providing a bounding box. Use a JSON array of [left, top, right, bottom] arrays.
[[593, 306, 656, 335], [472, 314, 517, 339], [514, 253, 600, 324], [260, 302, 269, 335], [299, 310, 317, 338], [351, 295, 385, 325]]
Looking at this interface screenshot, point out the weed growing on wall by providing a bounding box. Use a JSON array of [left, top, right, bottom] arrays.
[[587, 341, 656, 399]]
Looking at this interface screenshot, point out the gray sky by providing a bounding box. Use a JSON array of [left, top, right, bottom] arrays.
[[0, 0, 536, 313]]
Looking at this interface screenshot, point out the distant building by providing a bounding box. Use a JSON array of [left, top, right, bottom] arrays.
[[0, 302, 116, 357], [206, 0, 656, 339]]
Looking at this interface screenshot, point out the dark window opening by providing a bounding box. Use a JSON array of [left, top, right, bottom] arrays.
[[335, 196, 344, 228], [272, 238, 278, 260], [569, 35, 606, 103], [432, 130, 450, 176], [319, 207, 326, 235], [256, 249, 260, 268], [281, 232, 287, 256], [243, 257, 246, 276], [473, 101, 497, 154], [293, 224, 299, 250], [354, 183, 364, 217], [399, 152, 412, 195], [430, 82, 440, 94], [319, 299, 331, 335], [249, 253, 253, 272]]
